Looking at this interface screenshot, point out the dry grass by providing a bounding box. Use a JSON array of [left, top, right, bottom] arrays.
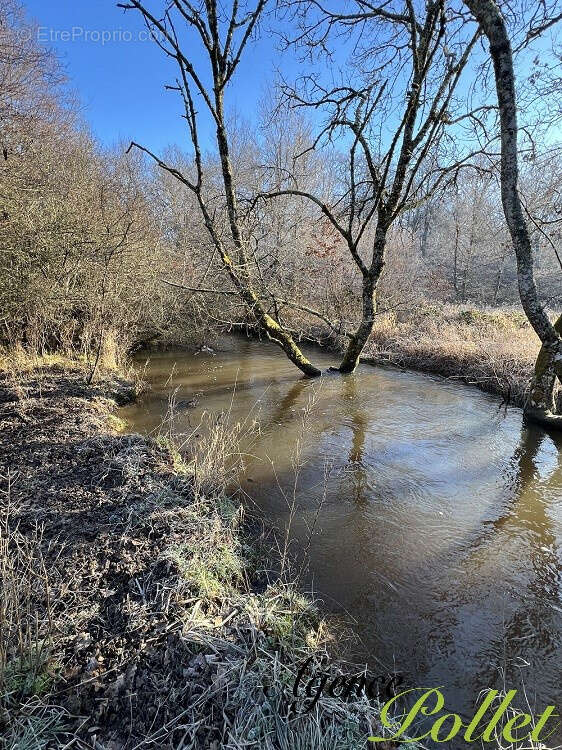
[[361, 303, 550, 407], [0, 363, 421, 748], [0, 336, 139, 389], [0, 475, 72, 749]]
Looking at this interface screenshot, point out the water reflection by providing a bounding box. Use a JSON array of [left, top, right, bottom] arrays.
[[122, 340, 562, 730], [344, 375, 369, 505], [473, 427, 562, 718]]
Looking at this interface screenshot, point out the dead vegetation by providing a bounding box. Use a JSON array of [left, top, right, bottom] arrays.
[[0, 504, 71, 749], [0, 361, 416, 749], [361, 303, 554, 408]]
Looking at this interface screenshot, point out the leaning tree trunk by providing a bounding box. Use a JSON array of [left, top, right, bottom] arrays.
[[214, 99, 322, 378], [526, 314, 562, 428], [463, 0, 562, 427]]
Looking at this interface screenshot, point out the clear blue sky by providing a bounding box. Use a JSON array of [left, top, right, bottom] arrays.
[[20, 1, 561, 156], [22, 0, 303, 153]]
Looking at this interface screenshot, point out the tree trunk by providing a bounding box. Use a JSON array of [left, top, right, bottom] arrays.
[[338, 227, 387, 374], [213, 98, 321, 378], [261, 311, 322, 376], [526, 314, 562, 427], [453, 220, 460, 296], [339, 281, 378, 373], [463, 0, 562, 425], [492, 247, 506, 304], [420, 205, 431, 258], [462, 199, 478, 302]]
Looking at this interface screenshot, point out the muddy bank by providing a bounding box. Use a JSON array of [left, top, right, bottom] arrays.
[[0, 363, 402, 749]]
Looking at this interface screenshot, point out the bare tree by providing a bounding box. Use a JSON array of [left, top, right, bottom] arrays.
[[463, 0, 562, 427], [261, 0, 487, 372], [0, 0, 66, 162], [118, 0, 322, 376], [0, 2, 169, 360]]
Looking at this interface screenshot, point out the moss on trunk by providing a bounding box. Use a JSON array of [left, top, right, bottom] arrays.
[[526, 314, 562, 426]]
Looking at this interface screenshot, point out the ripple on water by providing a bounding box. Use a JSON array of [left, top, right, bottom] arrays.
[[123, 340, 562, 729]]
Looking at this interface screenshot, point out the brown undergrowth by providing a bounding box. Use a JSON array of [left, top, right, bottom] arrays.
[[0, 360, 417, 749], [360, 303, 553, 408]]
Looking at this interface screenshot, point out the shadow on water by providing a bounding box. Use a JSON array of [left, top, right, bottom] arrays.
[[122, 339, 562, 737]]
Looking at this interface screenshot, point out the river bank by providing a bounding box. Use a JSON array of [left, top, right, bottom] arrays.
[[360, 304, 545, 409], [122, 337, 562, 747], [0, 358, 409, 749], [204, 303, 550, 409]]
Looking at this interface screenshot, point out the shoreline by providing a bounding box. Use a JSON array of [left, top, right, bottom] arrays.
[[139, 302, 539, 410], [231, 303, 544, 409], [0, 361, 405, 748]]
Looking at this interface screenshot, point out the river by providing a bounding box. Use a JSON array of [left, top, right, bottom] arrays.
[[122, 336, 562, 734]]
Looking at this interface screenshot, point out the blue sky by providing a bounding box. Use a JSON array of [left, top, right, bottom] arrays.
[[21, 1, 561, 158], [22, 0, 305, 153]]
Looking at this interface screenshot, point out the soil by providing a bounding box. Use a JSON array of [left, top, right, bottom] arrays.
[[0, 366, 240, 748]]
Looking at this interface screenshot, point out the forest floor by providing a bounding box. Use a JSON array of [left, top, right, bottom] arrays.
[[361, 303, 547, 408], [0, 359, 409, 750]]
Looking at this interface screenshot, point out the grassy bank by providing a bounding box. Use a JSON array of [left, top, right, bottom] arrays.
[[360, 303, 549, 408], [0, 358, 417, 749]]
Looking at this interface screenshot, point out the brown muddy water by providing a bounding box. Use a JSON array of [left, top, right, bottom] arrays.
[[122, 337, 562, 733]]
